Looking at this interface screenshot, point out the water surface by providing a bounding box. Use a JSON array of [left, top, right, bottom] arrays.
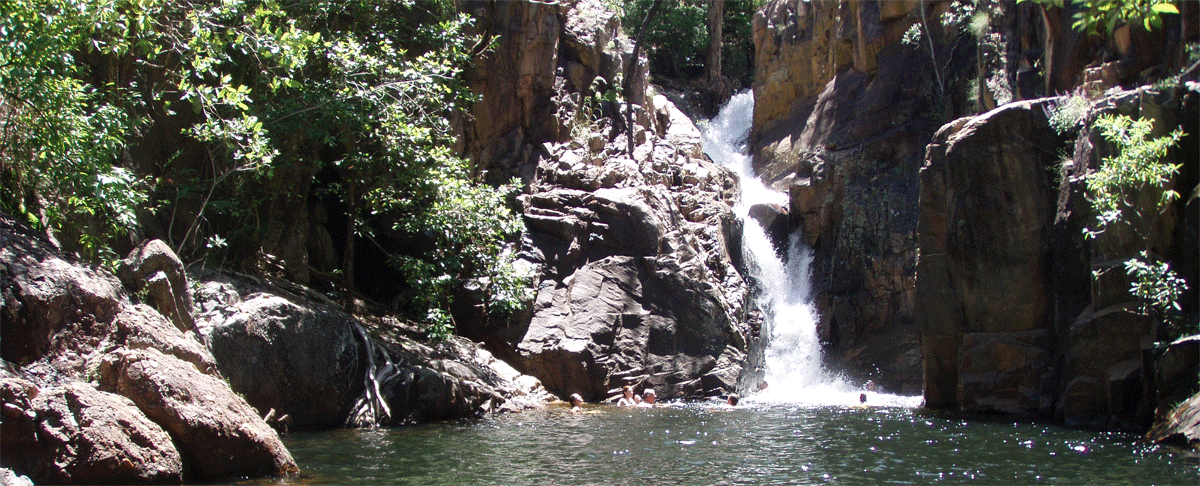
[[264, 401, 1198, 485]]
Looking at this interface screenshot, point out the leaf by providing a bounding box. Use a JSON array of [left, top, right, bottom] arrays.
[[1150, 3, 1179, 14]]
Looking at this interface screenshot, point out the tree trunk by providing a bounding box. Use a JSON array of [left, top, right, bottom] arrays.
[[625, 0, 663, 158], [705, 0, 729, 107], [342, 176, 357, 313]]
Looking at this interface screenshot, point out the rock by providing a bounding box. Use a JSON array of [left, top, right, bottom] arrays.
[[0, 469, 33, 486], [957, 330, 1054, 416], [1049, 86, 1198, 429], [196, 278, 365, 429], [916, 84, 1198, 428], [1, 216, 124, 370], [117, 240, 196, 335], [97, 348, 297, 481], [1144, 391, 1200, 452], [1153, 336, 1200, 420], [116, 304, 217, 376], [1, 378, 183, 484], [917, 98, 1066, 411], [378, 334, 551, 424], [1, 215, 297, 482]]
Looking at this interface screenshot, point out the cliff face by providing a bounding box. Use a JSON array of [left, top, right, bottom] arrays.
[[918, 84, 1199, 430], [750, 0, 957, 392], [458, 0, 755, 401], [748, 0, 1198, 398]]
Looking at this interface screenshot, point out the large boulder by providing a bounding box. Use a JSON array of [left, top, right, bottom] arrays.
[[1, 218, 124, 372], [194, 272, 364, 429], [1, 216, 297, 482], [1, 378, 183, 485], [917, 98, 1067, 413], [501, 182, 750, 401], [375, 331, 556, 424], [97, 348, 297, 481]]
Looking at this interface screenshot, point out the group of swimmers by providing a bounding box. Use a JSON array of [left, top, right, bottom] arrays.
[[568, 385, 738, 412]]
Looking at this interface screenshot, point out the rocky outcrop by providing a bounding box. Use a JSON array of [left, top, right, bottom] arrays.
[[0, 216, 297, 483], [192, 271, 555, 427], [97, 348, 297, 480], [1049, 86, 1199, 429], [916, 84, 1198, 428], [455, 0, 754, 401], [194, 272, 365, 429], [1, 377, 183, 484], [916, 98, 1067, 415], [496, 134, 751, 402]]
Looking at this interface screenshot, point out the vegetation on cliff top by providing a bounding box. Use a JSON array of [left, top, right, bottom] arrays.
[[0, 0, 529, 339]]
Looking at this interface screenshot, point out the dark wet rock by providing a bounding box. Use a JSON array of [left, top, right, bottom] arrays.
[[194, 273, 364, 429], [1, 377, 183, 484]]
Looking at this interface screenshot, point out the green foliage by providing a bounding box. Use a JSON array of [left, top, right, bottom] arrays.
[[1083, 115, 1183, 239], [1018, 0, 1180, 35], [1125, 252, 1192, 336], [620, 0, 756, 84], [623, 0, 707, 79], [1083, 114, 1189, 339], [0, 0, 150, 265], [1, 0, 532, 340], [1044, 93, 1093, 136]]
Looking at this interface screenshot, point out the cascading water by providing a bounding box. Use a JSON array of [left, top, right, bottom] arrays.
[[702, 92, 911, 406]]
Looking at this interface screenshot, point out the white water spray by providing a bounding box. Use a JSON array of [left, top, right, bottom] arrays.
[[701, 92, 915, 407]]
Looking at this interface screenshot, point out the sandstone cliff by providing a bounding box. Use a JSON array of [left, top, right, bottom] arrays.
[[748, 0, 1197, 398], [457, 0, 756, 402], [919, 81, 1198, 430]]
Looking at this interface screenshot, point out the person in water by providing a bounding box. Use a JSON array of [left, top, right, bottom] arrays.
[[727, 393, 739, 406], [859, 393, 867, 404], [617, 385, 639, 406], [570, 393, 585, 413], [637, 389, 657, 407]]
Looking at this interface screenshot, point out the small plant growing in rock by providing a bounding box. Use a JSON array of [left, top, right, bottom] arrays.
[[1083, 114, 1189, 338], [1084, 114, 1183, 238], [1044, 91, 1093, 135]]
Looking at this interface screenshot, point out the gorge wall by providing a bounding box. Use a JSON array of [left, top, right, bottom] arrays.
[[748, 0, 1198, 403], [919, 86, 1199, 430]]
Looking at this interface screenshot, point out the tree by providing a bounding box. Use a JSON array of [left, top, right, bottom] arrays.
[[0, 0, 151, 266], [1, 0, 531, 339]]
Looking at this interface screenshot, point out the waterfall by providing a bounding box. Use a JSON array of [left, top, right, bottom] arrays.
[[701, 92, 853, 405]]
